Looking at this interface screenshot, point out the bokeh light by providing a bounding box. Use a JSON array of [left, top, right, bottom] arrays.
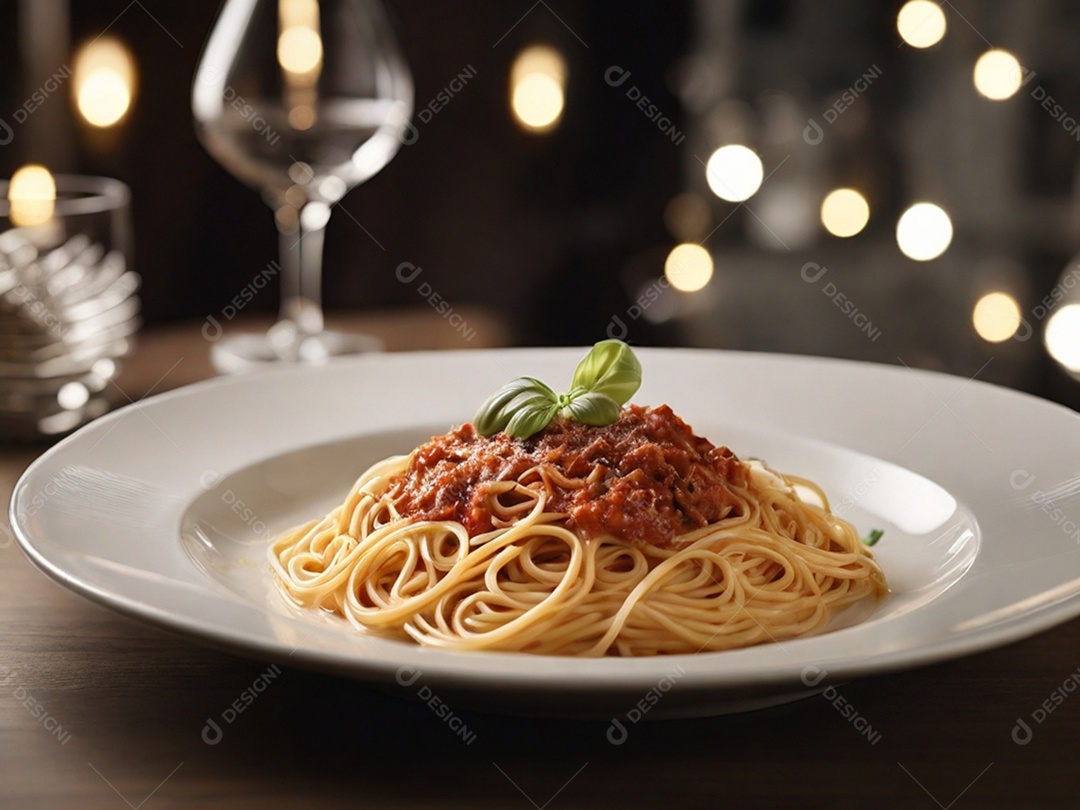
[[278, 26, 323, 75], [973, 49, 1023, 101], [73, 38, 136, 128], [821, 188, 871, 237], [1045, 304, 1080, 371], [7, 164, 56, 227], [510, 45, 567, 133], [896, 202, 953, 261], [897, 1, 947, 49], [972, 292, 1022, 342], [664, 243, 714, 292], [705, 145, 764, 203], [57, 382, 90, 411]]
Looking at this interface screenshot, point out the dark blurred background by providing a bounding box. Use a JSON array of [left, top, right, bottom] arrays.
[[3, 0, 1080, 409]]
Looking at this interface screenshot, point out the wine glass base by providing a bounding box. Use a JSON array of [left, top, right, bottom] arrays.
[[210, 329, 384, 375]]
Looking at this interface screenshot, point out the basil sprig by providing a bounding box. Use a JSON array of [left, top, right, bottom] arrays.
[[474, 340, 642, 439]]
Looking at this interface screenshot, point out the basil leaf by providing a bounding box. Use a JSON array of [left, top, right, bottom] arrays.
[[474, 377, 555, 436], [570, 339, 642, 405], [563, 392, 621, 426], [556, 386, 588, 410], [473, 342, 642, 438], [862, 529, 884, 547], [505, 400, 558, 439]]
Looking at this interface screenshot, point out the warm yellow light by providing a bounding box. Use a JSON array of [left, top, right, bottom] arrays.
[[1045, 304, 1080, 371], [278, 25, 323, 75], [279, 0, 318, 28], [511, 45, 566, 87], [821, 188, 870, 237], [80, 70, 130, 127], [512, 74, 564, 130], [974, 49, 1023, 101], [897, 1, 947, 49], [278, 0, 322, 98], [8, 164, 56, 227], [972, 292, 1022, 343], [896, 202, 953, 261], [664, 243, 713, 292], [73, 38, 136, 128], [705, 145, 763, 203], [510, 45, 567, 133]]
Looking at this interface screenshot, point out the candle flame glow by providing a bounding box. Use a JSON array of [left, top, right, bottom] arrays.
[[8, 164, 56, 227], [73, 38, 136, 128], [510, 45, 567, 133]]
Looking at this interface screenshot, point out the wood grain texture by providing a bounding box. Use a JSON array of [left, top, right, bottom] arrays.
[[1, 317, 1077, 808]]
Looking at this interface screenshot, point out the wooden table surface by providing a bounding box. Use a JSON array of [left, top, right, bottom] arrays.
[[1, 313, 1078, 808]]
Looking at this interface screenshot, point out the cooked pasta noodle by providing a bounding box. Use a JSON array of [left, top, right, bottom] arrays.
[[268, 419, 887, 656]]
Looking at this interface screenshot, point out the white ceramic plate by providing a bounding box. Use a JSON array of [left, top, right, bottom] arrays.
[[11, 349, 1080, 718]]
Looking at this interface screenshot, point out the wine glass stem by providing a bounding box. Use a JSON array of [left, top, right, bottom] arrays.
[[275, 201, 330, 351], [276, 213, 302, 323]]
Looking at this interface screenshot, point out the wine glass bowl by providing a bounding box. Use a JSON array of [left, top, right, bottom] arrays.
[[193, 0, 412, 371]]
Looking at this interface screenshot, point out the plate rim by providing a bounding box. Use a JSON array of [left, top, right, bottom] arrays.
[[10, 347, 1080, 700]]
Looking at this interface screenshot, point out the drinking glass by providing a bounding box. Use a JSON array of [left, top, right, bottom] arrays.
[[0, 174, 137, 438], [192, 0, 412, 371]]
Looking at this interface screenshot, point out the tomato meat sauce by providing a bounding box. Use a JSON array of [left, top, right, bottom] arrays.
[[388, 404, 747, 549]]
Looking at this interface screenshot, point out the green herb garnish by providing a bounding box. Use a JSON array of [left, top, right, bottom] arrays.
[[863, 529, 884, 547], [474, 340, 642, 439]]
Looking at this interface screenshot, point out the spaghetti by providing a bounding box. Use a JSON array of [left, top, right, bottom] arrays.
[[268, 404, 887, 656]]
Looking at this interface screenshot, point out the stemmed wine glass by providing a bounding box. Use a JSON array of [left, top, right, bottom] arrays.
[[192, 0, 412, 371]]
